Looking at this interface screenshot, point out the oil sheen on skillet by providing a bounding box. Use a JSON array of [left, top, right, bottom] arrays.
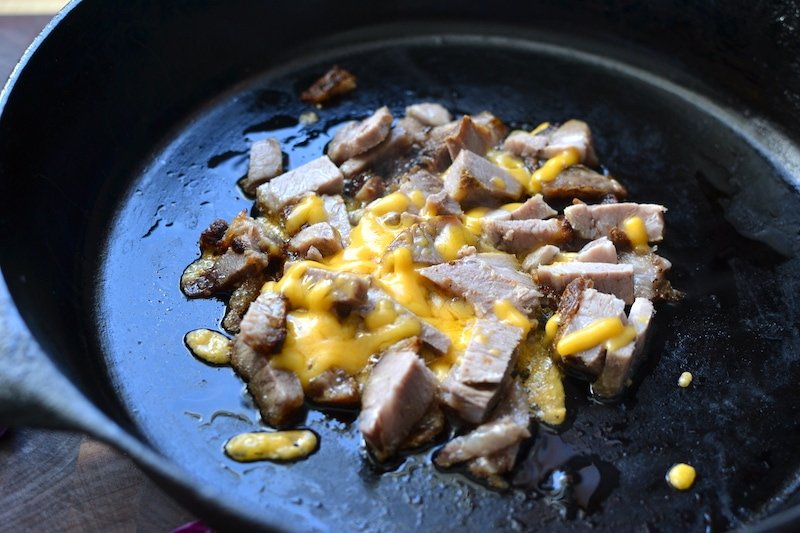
[[95, 36, 800, 531]]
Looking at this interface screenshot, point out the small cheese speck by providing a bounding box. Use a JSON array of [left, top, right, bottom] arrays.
[[678, 371, 693, 388], [299, 111, 319, 125], [666, 463, 696, 490]]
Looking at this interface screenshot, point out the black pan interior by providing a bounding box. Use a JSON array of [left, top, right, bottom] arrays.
[[87, 29, 800, 531]]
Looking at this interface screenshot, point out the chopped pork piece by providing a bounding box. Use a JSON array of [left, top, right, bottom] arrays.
[[555, 279, 627, 377], [288, 222, 343, 257], [521, 245, 560, 272], [437, 418, 529, 467], [386, 223, 444, 265], [398, 169, 444, 196], [564, 202, 666, 242], [358, 346, 438, 461], [576, 236, 618, 263], [219, 211, 286, 257], [445, 115, 498, 160], [238, 291, 287, 354], [230, 336, 267, 383], [442, 318, 524, 423], [241, 138, 283, 196], [419, 254, 541, 316], [181, 249, 269, 298], [541, 165, 626, 200], [500, 194, 557, 220], [362, 288, 451, 354], [465, 380, 531, 485], [327, 107, 393, 164], [593, 297, 655, 399], [322, 194, 352, 245], [443, 149, 523, 209], [482, 217, 573, 254], [257, 156, 343, 214], [419, 120, 459, 172], [199, 219, 229, 254], [301, 267, 370, 309], [538, 262, 634, 304], [424, 190, 463, 216], [502, 130, 549, 158], [539, 120, 599, 167], [339, 118, 419, 179], [402, 403, 446, 449], [248, 363, 305, 427], [223, 274, 266, 333], [405, 102, 452, 127], [300, 65, 357, 104], [470, 112, 509, 147], [307, 367, 360, 405], [353, 175, 385, 204], [618, 250, 675, 300]]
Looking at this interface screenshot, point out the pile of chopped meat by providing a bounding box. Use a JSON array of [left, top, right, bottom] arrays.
[[181, 99, 678, 487]]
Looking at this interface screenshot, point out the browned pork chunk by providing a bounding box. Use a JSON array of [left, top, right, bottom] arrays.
[[230, 336, 267, 383], [442, 318, 524, 424], [541, 165, 626, 200], [521, 245, 560, 272], [386, 223, 444, 265], [301, 267, 370, 309], [504, 120, 598, 167], [498, 194, 557, 221], [437, 380, 531, 486], [576, 236, 618, 263], [398, 169, 444, 196], [238, 291, 287, 354], [328, 107, 393, 164], [424, 190, 463, 216], [307, 367, 360, 405], [618, 250, 675, 300], [358, 344, 438, 461], [537, 262, 634, 304], [445, 115, 505, 160], [257, 156, 343, 214], [181, 249, 269, 298], [539, 120, 599, 167], [419, 254, 541, 316], [405, 102, 452, 127], [402, 403, 446, 450], [483, 217, 573, 254], [443, 149, 523, 208], [219, 212, 286, 257], [339, 117, 420, 179], [300, 65, 356, 104], [288, 222, 343, 257], [555, 278, 627, 377], [249, 363, 305, 427], [592, 297, 655, 399], [241, 138, 283, 196], [322, 194, 352, 245], [564, 202, 666, 242], [223, 274, 266, 333]]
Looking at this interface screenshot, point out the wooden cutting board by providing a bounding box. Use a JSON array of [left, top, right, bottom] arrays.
[[0, 13, 194, 531]]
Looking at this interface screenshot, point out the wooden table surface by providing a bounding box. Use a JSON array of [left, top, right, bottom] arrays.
[[0, 14, 195, 532]]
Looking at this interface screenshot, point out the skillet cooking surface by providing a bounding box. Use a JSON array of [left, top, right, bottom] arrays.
[[94, 32, 800, 531]]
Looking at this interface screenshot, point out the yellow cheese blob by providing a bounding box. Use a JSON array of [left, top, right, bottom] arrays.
[[493, 299, 533, 335], [225, 430, 318, 462], [368, 191, 409, 216], [623, 215, 650, 252], [185, 328, 231, 365], [666, 463, 696, 490], [605, 325, 637, 351]]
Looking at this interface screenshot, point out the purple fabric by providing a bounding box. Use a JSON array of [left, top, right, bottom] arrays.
[[170, 521, 213, 533]]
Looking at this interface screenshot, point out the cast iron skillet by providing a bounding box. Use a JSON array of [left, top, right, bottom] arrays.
[[1, 1, 799, 531]]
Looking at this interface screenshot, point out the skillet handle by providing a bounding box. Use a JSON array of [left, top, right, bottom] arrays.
[[0, 274, 111, 434]]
